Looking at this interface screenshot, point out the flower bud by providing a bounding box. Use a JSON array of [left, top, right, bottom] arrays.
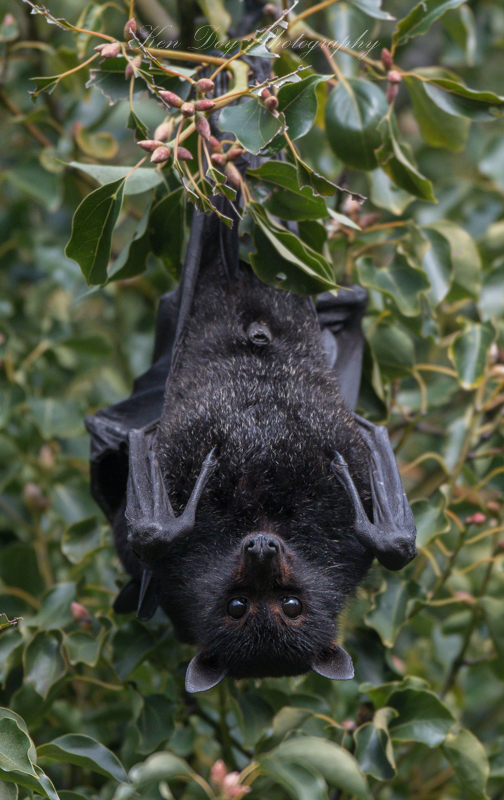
[[94, 43, 106, 52], [225, 161, 241, 189], [180, 102, 195, 118], [71, 602, 93, 632], [159, 90, 183, 108], [23, 482, 50, 513], [263, 3, 281, 19], [261, 87, 271, 98], [386, 83, 399, 104], [209, 135, 221, 152], [124, 18, 136, 41], [465, 512, 486, 525], [176, 146, 193, 161], [264, 95, 279, 114], [196, 115, 211, 141], [210, 760, 227, 790], [211, 152, 227, 168], [150, 146, 172, 163], [125, 55, 141, 79], [100, 41, 121, 59], [381, 47, 393, 70], [194, 99, 215, 112], [138, 139, 165, 152], [154, 122, 171, 141], [387, 70, 402, 84], [226, 146, 244, 162], [196, 78, 215, 94]]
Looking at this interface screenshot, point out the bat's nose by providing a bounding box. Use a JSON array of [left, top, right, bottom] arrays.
[[244, 533, 280, 561]]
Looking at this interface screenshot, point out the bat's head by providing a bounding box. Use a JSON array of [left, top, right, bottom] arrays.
[[181, 529, 358, 693]]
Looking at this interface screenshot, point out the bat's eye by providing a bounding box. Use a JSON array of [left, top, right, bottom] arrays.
[[247, 322, 272, 346], [227, 597, 249, 619], [281, 597, 302, 618]]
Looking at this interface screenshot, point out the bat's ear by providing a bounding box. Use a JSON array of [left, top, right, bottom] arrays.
[[185, 652, 228, 693], [311, 644, 354, 681]]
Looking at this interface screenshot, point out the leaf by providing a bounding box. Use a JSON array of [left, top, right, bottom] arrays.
[[136, 695, 175, 754], [296, 156, 341, 197], [219, 99, 286, 155], [5, 163, 63, 212], [264, 736, 370, 800], [479, 597, 504, 664], [448, 321, 495, 389], [0, 783, 17, 800], [38, 734, 129, 784], [404, 75, 470, 151], [31, 583, 76, 630], [29, 398, 84, 439], [367, 168, 415, 214], [376, 116, 436, 201], [234, 693, 274, 749], [149, 187, 185, 279], [260, 758, 329, 800], [0, 630, 23, 685], [358, 253, 430, 316], [364, 576, 425, 647], [69, 162, 164, 195], [387, 688, 455, 746], [354, 708, 397, 781], [86, 56, 146, 105], [30, 74, 62, 100], [412, 491, 450, 548], [74, 127, 118, 159], [479, 263, 504, 322], [426, 220, 480, 300], [367, 322, 415, 378], [107, 201, 152, 283], [64, 632, 100, 667], [129, 752, 195, 789], [24, 630, 66, 699], [61, 517, 102, 564], [421, 74, 504, 121], [350, 0, 394, 20], [196, 0, 231, 34], [248, 161, 328, 220], [112, 620, 157, 679], [442, 729, 490, 800], [442, 5, 477, 65], [479, 136, 504, 192], [328, 209, 362, 231], [65, 177, 125, 285], [0, 717, 37, 775], [421, 226, 452, 305], [277, 75, 329, 141], [127, 110, 148, 141], [325, 79, 388, 170], [393, 0, 466, 47]]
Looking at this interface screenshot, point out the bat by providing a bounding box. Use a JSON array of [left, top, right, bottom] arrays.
[[86, 73, 417, 697]]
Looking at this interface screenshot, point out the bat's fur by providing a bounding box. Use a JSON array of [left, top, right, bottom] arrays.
[[112, 223, 374, 682]]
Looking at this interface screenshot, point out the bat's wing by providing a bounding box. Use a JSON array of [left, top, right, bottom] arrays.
[[316, 285, 368, 412]]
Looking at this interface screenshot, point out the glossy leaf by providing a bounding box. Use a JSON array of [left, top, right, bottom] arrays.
[[0, 717, 36, 775], [69, 162, 163, 195], [404, 75, 470, 150], [479, 597, 504, 663], [376, 116, 436, 201], [136, 695, 175, 754], [107, 201, 152, 283], [421, 226, 453, 305], [29, 398, 84, 439], [61, 517, 102, 564], [129, 752, 195, 789], [387, 688, 455, 746], [393, 0, 466, 47], [248, 161, 328, 220], [219, 99, 286, 155], [112, 620, 157, 679], [354, 708, 397, 781], [449, 321, 495, 389], [426, 220, 480, 300], [367, 322, 415, 378], [64, 632, 100, 667], [38, 734, 129, 783], [358, 253, 431, 316], [149, 187, 185, 279], [277, 75, 329, 141], [368, 168, 415, 214], [412, 491, 451, 548], [24, 630, 66, 699], [422, 74, 504, 121], [260, 758, 328, 800], [75, 128, 118, 160], [479, 263, 504, 321], [325, 79, 388, 170], [365, 576, 425, 647], [127, 110, 148, 141], [442, 729, 490, 800], [65, 177, 125, 285], [479, 136, 504, 192], [350, 0, 394, 20]]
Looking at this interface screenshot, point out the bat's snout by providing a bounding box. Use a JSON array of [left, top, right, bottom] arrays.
[[243, 533, 282, 562]]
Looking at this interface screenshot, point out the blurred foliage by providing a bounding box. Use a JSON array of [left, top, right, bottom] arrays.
[[1, 0, 504, 799]]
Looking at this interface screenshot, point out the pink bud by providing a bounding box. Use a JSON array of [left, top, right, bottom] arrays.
[[176, 146, 193, 161], [211, 152, 227, 168], [264, 95, 279, 115], [154, 122, 171, 141], [196, 115, 211, 141], [159, 90, 183, 108], [71, 602, 93, 631], [261, 87, 271, 98], [209, 135, 221, 152], [100, 41, 121, 59], [226, 146, 244, 162], [196, 78, 215, 94], [381, 47, 393, 70], [180, 102, 195, 118], [210, 759, 227, 789], [94, 43, 106, 52], [465, 512, 486, 525], [124, 18, 136, 40], [138, 139, 165, 152], [227, 787, 251, 799], [194, 99, 216, 112], [386, 83, 399, 104], [150, 146, 172, 163], [387, 70, 402, 84], [225, 162, 241, 189], [23, 482, 49, 513]]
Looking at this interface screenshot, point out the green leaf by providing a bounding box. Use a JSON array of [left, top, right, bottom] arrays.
[[38, 734, 129, 784], [479, 597, 504, 664], [412, 491, 450, 548], [387, 688, 455, 746], [86, 56, 147, 105], [296, 156, 341, 197], [219, 99, 286, 155], [75, 127, 118, 160], [248, 162, 328, 220], [64, 632, 100, 667], [325, 79, 388, 170], [393, 0, 466, 47], [367, 168, 415, 214], [350, 0, 394, 20], [129, 752, 195, 789], [421, 226, 452, 305], [367, 322, 415, 378], [24, 630, 66, 699], [264, 736, 370, 799], [69, 162, 163, 195], [31, 583, 77, 629], [197, 0, 231, 34], [480, 136, 504, 192], [442, 729, 490, 800], [149, 187, 186, 279], [376, 116, 436, 201], [107, 201, 152, 283], [29, 398, 84, 439], [135, 694, 175, 755], [234, 693, 274, 749], [421, 74, 504, 121], [5, 163, 63, 212], [404, 75, 470, 150], [0, 783, 18, 800], [260, 758, 328, 800], [365, 575, 425, 647], [127, 110, 148, 141], [354, 708, 397, 781], [0, 630, 23, 685], [0, 717, 37, 775], [479, 263, 504, 322], [358, 253, 430, 316], [449, 321, 495, 389], [112, 620, 157, 679], [425, 220, 480, 300], [249, 205, 336, 295], [277, 75, 329, 141], [61, 517, 102, 564], [30, 74, 63, 100], [65, 178, 125, 285]]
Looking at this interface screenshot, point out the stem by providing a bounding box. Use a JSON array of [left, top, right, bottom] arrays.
[[0, 87, 52, 147], [141, 47, 225, 65], [0, 585, 41, 609], [290, 0, 341, 24], [68, 675, 124, 691]]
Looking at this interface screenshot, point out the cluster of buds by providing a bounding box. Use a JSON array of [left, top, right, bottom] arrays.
[[95, 41, 121, 59], [209, 137, 245, 189], [464, 512, 487, 525], [386, 69, 402, 104], [137, 139, 193, 164], [158, 78, 216, 141], [260, 87, 279, 117], [209, 760, 251, 800]]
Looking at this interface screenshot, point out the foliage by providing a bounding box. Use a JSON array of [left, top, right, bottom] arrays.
[[1, 0, 504, 799]]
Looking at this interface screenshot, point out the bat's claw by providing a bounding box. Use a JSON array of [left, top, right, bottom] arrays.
[[331, 419, 417, 571], [126, 426, 218, 562]]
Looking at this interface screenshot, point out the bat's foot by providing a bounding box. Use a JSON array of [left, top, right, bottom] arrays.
[[331, 426, 417, 571]]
